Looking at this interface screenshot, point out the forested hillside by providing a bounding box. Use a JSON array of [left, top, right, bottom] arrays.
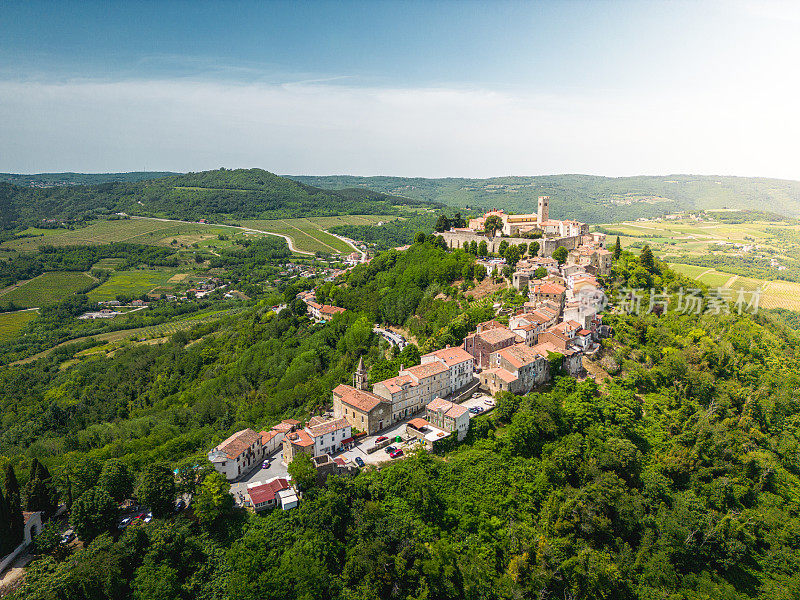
[[4, 239, 800, 599], [0, 172, 176, 186], [291, 174, 800, 222], [0, 169, 437, 228]]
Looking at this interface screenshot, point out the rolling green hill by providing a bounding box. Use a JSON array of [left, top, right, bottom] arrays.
[[0, 169, 438, 229], [0, 171, 176, 186], [289, 173, 800, 222]]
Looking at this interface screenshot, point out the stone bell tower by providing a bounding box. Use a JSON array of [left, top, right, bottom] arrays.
[[353, 356, 367, 390], [537, 195, 550, 224]]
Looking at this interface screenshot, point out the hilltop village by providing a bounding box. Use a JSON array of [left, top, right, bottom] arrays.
[[206, 199, 613, 511]]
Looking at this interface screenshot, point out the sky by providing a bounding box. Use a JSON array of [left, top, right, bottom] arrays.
[[1, 0, 799, 178]]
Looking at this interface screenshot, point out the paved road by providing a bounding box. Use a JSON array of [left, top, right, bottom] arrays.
[[373, 326, 407, 350]]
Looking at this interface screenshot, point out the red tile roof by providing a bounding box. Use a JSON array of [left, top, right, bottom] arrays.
[[333, 384, 386, 412], [424, 346, 474, 367], [248, 478, 289, 505], [484, 367, 518, 383], [216, 428, 261, 459], [285, 430, 314, 447], [306, 417, 351, 438]]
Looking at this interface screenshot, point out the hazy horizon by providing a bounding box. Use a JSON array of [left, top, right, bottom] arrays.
[[3, 0, 799, 179]]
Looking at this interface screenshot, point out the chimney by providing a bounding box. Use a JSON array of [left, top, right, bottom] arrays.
[[400, 364, 404, 372]]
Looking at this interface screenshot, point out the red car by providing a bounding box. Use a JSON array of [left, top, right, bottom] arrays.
[[389, 449, 403, 459], [376, 436, 388, 442]]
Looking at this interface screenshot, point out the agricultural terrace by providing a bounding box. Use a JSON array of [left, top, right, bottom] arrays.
[[0, 310, 38, 342], [87, 270, 181, 302], [240, 215, 393, 254], [0, 271, 95, 308], [601, 214, 800, 311]]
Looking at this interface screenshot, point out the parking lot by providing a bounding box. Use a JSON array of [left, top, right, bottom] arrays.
[[230, 449, 289, 505], [460, 392, 496, 417]]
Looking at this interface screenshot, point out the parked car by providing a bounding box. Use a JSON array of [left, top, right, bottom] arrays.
[[375, 436, 388, 443], [143, 512, 153, 523], [384, 445, 397, 454], [469, 407, 484, 414], [389, 449, 404, 459], [135, 512, 146, 520], [354, 457, 365, 468], [61, 529, 75, 544], [117, 517, 132, 530], [484, 398, 496, 406], [262, 460, 270, 469]]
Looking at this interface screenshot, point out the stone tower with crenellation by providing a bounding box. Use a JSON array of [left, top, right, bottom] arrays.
[[537, 195, 550, 224]]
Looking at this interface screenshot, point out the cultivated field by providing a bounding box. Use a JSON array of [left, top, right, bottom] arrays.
[[0, 310, 37, 342], [2, 214, 395, 256], [87, 270, 179, 302], [0, 271, 94, 308]]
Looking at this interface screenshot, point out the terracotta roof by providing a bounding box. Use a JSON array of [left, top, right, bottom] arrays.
[[306, 417, 351, 438], [272, 422, 294, 433], [306, 415, 327, 427], [484, 367, 518, 383], [533, 283, 566, 295], [248, 478, 289, 505], [578, 329, 591, 336], [407, 417, 431, 430], [22, 511, 40, 524], [260, 430, 281, 444], [406, 361, 448, 379], [285, 430, 314, 447], [333, 384, 385, 412], [498, 343, 547, 369], [424, 346, 473, 367], [216, 428, 261, 459], [479, 327, 519, 345], [378, 373, 417, 394], [320, 305, 346, 316]]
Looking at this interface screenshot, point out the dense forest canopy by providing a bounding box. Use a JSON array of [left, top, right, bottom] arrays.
[[0, 169, 439, 229], [291, 173, 800, 222]]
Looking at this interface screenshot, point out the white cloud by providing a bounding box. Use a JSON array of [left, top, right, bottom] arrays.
[[0, 77, 798, 179]]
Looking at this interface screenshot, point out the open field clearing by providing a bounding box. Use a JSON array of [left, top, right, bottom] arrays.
[[1, 219, 235, 251], [0, 310, 37, 342], [241, 217, 373, 254], [0, 271, 94, 308], [87, 270, 178, 301]]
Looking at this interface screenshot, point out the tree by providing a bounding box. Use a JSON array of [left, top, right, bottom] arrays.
[[474, 264, 487, 280], [32, 520, 71, 560], [70, 487, 118, 543], [4, 465, 24, 547], [478, 240, 488, 257], [287, 453, 317, 490], [530, 241, 540, 257], [453, 212, 466, 228], [193, 471, 234, 525], [640, 244, 655, 271], [519, 242, 528, 256], [414, 231, 426, 244], [613, 236, 622, 260], [484, 215, 503, 238], [435, 215, 451, 232], [552, 246, 568, 265], [534, 266, 547, 279], [498, 240, 509, 257], [70, 457, 101, 499], [98, 459, 134, 504], [136, 464, 176, 518], [505, 244, 521, 268], [0, 487, 13, 556], [502, 265, 514, 279], [469, 240, 478, 254]]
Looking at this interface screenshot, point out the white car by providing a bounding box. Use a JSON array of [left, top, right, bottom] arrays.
[[484, 398, 496, 407], [143, 512, 153, 523]]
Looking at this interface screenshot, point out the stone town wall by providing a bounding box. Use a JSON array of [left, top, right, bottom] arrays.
[[441, 232, 583, 258]]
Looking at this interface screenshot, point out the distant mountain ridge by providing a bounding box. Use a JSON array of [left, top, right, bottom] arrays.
[[0, 171, 177, 186], [0, 168, 436, 229], [288, 173, 800, 223]]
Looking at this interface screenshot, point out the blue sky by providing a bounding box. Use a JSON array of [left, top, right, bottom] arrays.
[[2, 0, 799, 178]]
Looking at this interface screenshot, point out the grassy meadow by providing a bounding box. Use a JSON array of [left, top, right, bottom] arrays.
[[87, 270, 180, 302]]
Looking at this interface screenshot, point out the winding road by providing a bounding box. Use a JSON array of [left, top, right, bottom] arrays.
[[130, 216, 315, 255]]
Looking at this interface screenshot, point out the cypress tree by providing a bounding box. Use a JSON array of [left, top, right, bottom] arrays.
[[613, 236, 622, 260], [0, 487, 12, 556], [4, 465, 24, 547]]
